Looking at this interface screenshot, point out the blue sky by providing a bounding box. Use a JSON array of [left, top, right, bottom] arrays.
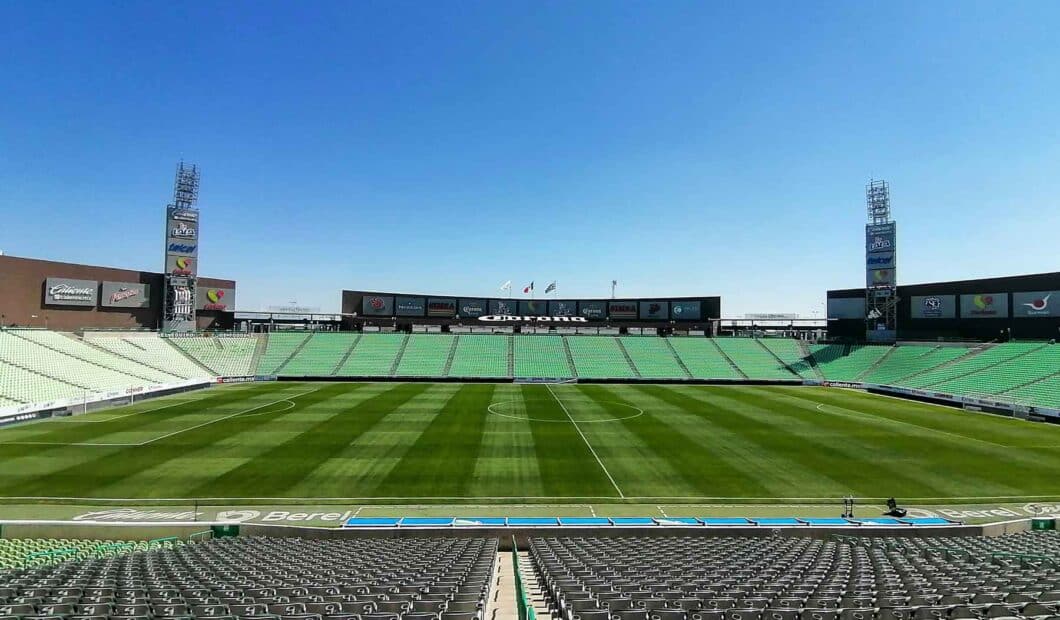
[[2, 1, 1058, 316]]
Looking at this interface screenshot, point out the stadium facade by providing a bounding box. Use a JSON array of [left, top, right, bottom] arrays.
[[827, 271, 1060, 342], [0, 254, 236, 331]]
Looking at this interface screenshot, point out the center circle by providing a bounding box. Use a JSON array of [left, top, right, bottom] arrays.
[[486, 399, 644, 423]]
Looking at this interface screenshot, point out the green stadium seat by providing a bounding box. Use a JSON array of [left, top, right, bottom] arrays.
[[620, 337, 687, 379], [897, 343, 1043, 389], [713, 338, 799, 380], [860, 345, 968, 385], [811, 344, 890, 381], [85, 332, 211, 380], [168, 334, 258, 377], [757, 338, 817, 380], [668, 338, 741, 379], [280, 333, 359, 376], [565, 337, 636, 379], [256, 333, 311, 375], [337, 333, 407, 377], [395, 335, 454, 376], [448, 335, 510, 378], [513, 336, 573, 378]]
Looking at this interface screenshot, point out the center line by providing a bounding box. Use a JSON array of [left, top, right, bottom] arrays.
[[545, 383, 625, 498]]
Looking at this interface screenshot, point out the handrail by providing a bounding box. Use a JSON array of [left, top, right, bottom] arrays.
[[512, 536, 537, 620]]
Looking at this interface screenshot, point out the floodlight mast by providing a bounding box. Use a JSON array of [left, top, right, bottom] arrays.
[[162, 162, 201, 333], [864, 179, 898, 342]]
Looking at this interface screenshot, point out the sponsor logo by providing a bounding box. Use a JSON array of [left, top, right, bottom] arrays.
[[48, 283, 95, 301], [870, 269, 893, 285], [216, 509, 261, 522], [968, 294, 1002, 316], [172, 257, 193, 275], [428, 300, 456, 316], [168, 243, 197, 254], [461, 304, 485, 315], [368, 297, 386, 310], [868, 235, 893, 251], [609, 303, 637, 318], [171, 208, 199, 221], [493, 301, 515, 315], [1022, 293, 1051, 316], [866, 254, 894, 266], [73, 508, 201, 522], [170, 223, 197, 238], [673, 306, 683, 315], [202, 289, 228, 311], [479, 315, 588, 323], [396, 301, 423, 313], [646, 303, 662, 315], [552, 302, 574, 316], [109, 287, 140, 304], [921, 296, 943, 318]]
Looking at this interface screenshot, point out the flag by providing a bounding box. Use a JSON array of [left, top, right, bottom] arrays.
[[523, 281, 534, 294], [545, 281, 557, 294], [612, 279, 617, 287], [500, 280, 512, 292]]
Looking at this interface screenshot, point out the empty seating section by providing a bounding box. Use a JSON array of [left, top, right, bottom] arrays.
[[84, 333, 210, 380], [256, 333, 310, 375], [530, 532, 1060, 620], [1007, 374, 1060, 409], [514, 336, 573, 378], [669, 338, 741, 380], [0, 537, 184, 570], [714, 338, 798, 381], [0, 331, 152, 395], [812, 344, 890, 381], [621, 337, 688, 379], [169, 335, 258, 377], [860, 346, 947, 385], [281, 333, 359, 376], [0, 536, 495, 620], [0, 359, 82, 404], [448, 335, 510, 377], [566, 337, 636, 379], [396, 335, 455, 376], [15, 330, 175, 384], [337, 333, 407, 376], [897, 343, 1043, 389], [758, 338, 817, 380], [929, 343, 1059, 396]]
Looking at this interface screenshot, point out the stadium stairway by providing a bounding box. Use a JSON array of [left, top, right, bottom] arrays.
[[332, 334, 362, 375], [442, 336, 460, 376], [664, 337, 695, 378], [281, 332, 359, 376], [14, 330, 170, 385], [84, 332, 211, 381], [335, 333, 406, 377], [928, 342, 1058, 396], [756, 338, 816, 380], [708, 338, 748, 379], [389, 334, 412, 376], [614, 338, 643, 378], [621, 336, 689, 379], [561, 336, 579, 378], [271, 333, 314, 374], [896, 342, 1042, 390]]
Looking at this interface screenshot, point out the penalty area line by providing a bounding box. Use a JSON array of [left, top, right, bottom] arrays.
[[545, 383, 625, 499]]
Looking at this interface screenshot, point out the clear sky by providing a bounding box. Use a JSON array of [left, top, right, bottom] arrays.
[[2, 1, 1058, 316]]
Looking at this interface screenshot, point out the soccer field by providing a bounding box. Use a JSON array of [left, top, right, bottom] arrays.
[[2, 381, 1060, 511]]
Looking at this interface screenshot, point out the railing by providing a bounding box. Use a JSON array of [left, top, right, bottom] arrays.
[[512, 537, 537, 620]]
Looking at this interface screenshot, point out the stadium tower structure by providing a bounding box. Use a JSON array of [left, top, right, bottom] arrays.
[[162, 162, 201, 332], [865, 179, 898, 342]]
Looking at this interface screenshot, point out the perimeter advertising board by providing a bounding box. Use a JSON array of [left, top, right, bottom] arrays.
[[671, 301, 702, 320], [394, 296, 425, 317], [43, 278, 98, 307], [101, 282, 151, 309], [458, 299, 488, 318], [1013, 291, 1059, 317], [909, 295, 956, 319], [960, 293, 1010, 318], [361, 295, 394, 316]]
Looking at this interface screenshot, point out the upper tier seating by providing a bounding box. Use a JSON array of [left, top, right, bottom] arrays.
[[448, 335, 510, 378], [396, 335, 455, 376], [811, 344, 890, 381], [566, 337, 636, 379], [281, 332, 359, 376], [668, 338, 742, 380], [337, 333, 406, 376], [530, 532, 1060, 620], [514, 336, 573, 378], [897, 343, 1043, 389], [84, 333, 211, 380], [0, 537, 496, 618], [713, 338, 798, 381], [758, 338, 817, 380], [620, 337, 688, 379], [168, 335, 258, 377], [256, 333, 310, 375]]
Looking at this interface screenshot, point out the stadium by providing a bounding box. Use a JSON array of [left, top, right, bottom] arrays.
[[4, 5, 1060, 620]]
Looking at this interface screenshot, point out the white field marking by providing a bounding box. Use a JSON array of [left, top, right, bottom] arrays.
[[486, 399, 644, 423], [545, 383, 625, 498], [5, 494, 1060, 503], [0, 387, 321, 447], [351, 506, 365, 517], [657, 505, 669, 517], [813, 401, 1009, 448], [588, 504, 597, 517], [236, 400, 295, 418]]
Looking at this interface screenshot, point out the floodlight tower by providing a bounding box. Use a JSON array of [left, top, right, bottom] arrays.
[[864, 179, 898, 342], [162, 162, 201, 332]]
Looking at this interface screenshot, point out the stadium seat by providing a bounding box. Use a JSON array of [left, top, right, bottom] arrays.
[[395, 335, 455, 377], [84, 332, 211, 380], [336, 333, 407, 376], [667, 338, 742, 380], [168, 334, 259, 377], [448, 335, 510, 378], [620, 337, 688, 379], [256, 333, 311, 375], [514, 336, 573, 378], [811, 344, 890, 381], [565, 337, 636, 379], [279, 333, 359, 376], [712, 338, 799, 381]]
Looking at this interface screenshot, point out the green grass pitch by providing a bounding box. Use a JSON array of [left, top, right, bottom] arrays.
[[2, 381, 1059, 507]]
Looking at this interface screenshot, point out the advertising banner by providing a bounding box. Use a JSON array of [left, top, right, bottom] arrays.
[[361, 295, 394, 316], [671, 301, 702, 320], [639, 301, 669, 320], [101, 281, 151, 308], [1012, 291, 1059, 318], [458, 299, 488, 318], [865, 252, 896, 270], [197, 287, 236, 311], [910, 295, 956, 319], [867, 268, 896, 288], [426, 298, 457, 317], [166, 254, 195, 277], [608, 301, 638, 319], [579, 301, 607, 320], [394, 296, 426, 317], [43, 278, 98, 307], [519, 300, 548, 316], [488, 299, 517, 316], [865, 223, 896, 253], [826, 297, 865, 319], [960, 293, 1010, 318], [548, 300, 577, 316]]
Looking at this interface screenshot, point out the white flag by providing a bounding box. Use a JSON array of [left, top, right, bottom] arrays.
[[500, 280, 512, 292], [545, 281, 557, 294]]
